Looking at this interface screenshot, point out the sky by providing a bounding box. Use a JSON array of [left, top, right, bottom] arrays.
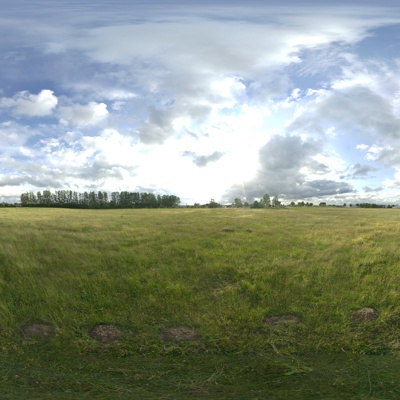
[[1, 0, 400, 205]]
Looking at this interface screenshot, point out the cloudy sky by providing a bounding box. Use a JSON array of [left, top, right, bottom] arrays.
[[1, 0, 400, 205]]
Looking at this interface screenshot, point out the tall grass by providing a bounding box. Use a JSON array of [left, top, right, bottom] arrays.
[[1, 207, 400, 398], [1, 207, 399, 354]]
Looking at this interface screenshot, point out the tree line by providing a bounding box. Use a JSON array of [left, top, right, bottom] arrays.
[[20, 190, 181, 209], [233, 194, 281, 208], [355, 203, 393, 208]]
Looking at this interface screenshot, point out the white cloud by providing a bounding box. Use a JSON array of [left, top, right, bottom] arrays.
[[2, 3, 400, 205], [70, 10, 398, 70], [58, 102, 108, 126], [356, 144, 369, 151], [365, 144, 384, 160], [0, 89, 58, 117], [19, 147, 33, 157]]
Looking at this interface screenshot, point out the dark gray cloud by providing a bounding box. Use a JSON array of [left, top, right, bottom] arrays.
[[183, 151, 225, 167], [0, 174, 63, 189], [138, 107, 175, 144], [258, 134, 321, 171], [76, 161, 137, 181], [224, 134, 354, 202], [363, 186, 382, 192], [376, 146, 400, 168], [348, 163, 377, 178], [138, 103, 212, 144]]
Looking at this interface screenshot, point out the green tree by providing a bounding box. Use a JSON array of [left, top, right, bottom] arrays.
[[208, 199, 222, 208], [272, 196, 281, 207], [262, 194, 271, 208], [234, 198, 243, 208], [20, 193, 29, 206], [251, 200, 262, 209]]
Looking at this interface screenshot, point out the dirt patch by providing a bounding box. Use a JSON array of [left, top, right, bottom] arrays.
[[21, 322, 55, 339], [264, 315, 301, 326], [89, 324, 123, 343], [352, 307, 380, 323], [160, 326, 199, 342]]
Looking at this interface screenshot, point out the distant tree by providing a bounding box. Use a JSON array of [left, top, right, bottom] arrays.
[[272, 196, 281, 207], [208, 199, 222, 208], [233, 198, 243, 208], [262, 194, 271, 208], [20, 193, 29, 206], [251, 200, 262, 209]]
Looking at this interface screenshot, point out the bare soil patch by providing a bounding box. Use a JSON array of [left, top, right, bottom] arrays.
[[160, 326, 199, 342], [352, 307, 380, 323], [264, 315, 301, 326], [221, 228, 235, 232], [89, 324, 122, 343], [21, 322, 55, 339]]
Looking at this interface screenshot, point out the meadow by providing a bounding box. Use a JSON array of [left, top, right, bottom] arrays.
[[0, 207, 399, 399]]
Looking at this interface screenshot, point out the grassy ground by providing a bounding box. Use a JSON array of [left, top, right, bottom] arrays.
[[0, 207, 399, 399]]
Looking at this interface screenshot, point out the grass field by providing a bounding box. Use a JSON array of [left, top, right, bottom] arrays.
[[0, 207, 400, 399]]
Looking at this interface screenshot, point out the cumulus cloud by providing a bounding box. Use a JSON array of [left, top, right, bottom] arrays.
[[356, 143, 389, 162], [137, 101, 214, 144], [0, 168, 64, 188], [288, 86, 400, 140], [51, 7, 399, 146], [356, 144, 369, 151], [0, 89, 58, 117], [225, 135, 354, 202], [2, 2, 400, 204], [71, 9, 398, 70], [58, 102, 108, 126], [348, 163, 377, 178]]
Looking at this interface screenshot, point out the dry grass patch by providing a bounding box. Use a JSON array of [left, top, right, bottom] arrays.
[[21, 322, 55, 339], [160, 326, 199, 342], [264, 315, 301, 326], [352, 307, 380, 323], [89, 324, 123, 343]]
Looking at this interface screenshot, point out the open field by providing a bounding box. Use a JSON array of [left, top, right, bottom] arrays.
[[0, 207, 400, 399]]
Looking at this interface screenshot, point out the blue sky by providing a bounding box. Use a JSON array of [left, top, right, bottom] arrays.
[[1, 0, 400, 205]]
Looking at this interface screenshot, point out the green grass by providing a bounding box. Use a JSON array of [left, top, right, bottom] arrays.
[[1, 207, 400, 399]]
